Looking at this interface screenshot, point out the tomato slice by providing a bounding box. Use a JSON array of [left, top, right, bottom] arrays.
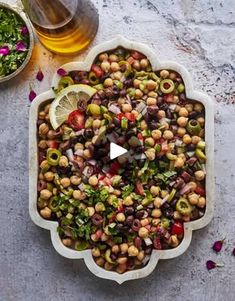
[[125, 112, 136, 122], [117, 113, 125, 120], [136, 182, 145, 196], [67, 110, 85, 130], [194, 186, 205, 196], [91, 64, 104, 78], [171, 222, 184, 235], [47, 140, 59, 149], [130, 50, 146, 60]]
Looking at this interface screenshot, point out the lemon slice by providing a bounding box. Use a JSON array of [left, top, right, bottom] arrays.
[[49, 84, 97, 130]]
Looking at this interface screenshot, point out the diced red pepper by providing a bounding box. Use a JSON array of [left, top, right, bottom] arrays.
[[164, 94, 174, 103], [109, 214, 117, 223], [103, 177, 112, 186], [125, 112, 136, 122], [136, 182, 145, 196], [161, 140, 169, 153], [171, 222, 184, 235], [95, 229, 103, 239], [47, 140, 59, 149], [117, 204, 124, 213], [130, 50, 146, 60], [153, 236, 162, 250], [91, 64, 104, 78], [137, 133, 144, 140], [127, 56, 135, 65], [195, 186, 205, 196], [117, 113, 125, 120], [109, 161, 121, 175]]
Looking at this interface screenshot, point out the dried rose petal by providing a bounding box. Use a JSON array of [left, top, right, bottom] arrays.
[[21, 26, 29, 36], [233, 248, 235, 256], [36, 69, 44, 81], [206, 260, 224, 270], [57, 68, 67, 76], [212, 239, 225, 253], [0, 45, 10, 56], [29, 89, 37, 102], [16, 41, 27, 52]]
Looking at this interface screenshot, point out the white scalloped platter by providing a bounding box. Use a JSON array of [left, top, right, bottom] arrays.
[[29, 36, 214, 284]]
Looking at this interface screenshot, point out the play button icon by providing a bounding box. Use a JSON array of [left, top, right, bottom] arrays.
[[110, 142, 128, 160]]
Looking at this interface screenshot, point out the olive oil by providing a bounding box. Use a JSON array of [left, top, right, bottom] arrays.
[[22, 0, 99, 55]]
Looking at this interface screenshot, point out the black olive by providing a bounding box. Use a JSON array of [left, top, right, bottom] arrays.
[[166, 109, 172, 119], [186, 144, 196, 151], [147, 106, 159, 117], [125, 215, 134, 225], [188, 111, 199, 119], [126, 129, 136, 139], [125, 207, 135, 216], [84, 129, 94, 139], [135, 210, 145, 219], [149, 121, 158, 130], [170, 119, 177, 125], [120, 89, 127, 97]]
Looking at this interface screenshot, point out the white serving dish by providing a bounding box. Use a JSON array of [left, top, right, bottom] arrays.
[[29, 36, 214, 284]]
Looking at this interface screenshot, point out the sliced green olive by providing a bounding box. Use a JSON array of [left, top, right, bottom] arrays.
[[160, 79, 175, 94], [167, 188, 176, 203], [37, 197, 48, 209], [176, 198, 193, 215], [160, 217, 171, 229], [195, 148, 206, 161], [58, 76, 74, 91], [87, 103, 101, 116], [104, 249, 115, 264], [186, 119, 201, 135], [46, 148, 61, 166], [48, 197, 60, 212], [75, 240, 89, 251], [119, 60, 131, 77], [88, 71, 99, 85]]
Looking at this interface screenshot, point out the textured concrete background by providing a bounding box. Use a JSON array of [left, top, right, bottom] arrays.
[[0, 0, 235, 300]]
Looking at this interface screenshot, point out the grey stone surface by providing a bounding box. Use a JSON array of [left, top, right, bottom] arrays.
[[0, 0, 235, 300]]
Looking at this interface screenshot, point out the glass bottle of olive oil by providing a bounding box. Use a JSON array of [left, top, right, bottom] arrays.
[[21, 0, 99, 55]]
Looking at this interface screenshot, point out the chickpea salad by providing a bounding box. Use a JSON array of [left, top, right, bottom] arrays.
[[37, 47, 206, 274]]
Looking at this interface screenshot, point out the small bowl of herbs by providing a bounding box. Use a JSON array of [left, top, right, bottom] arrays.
[[0, 2, 34, 83]]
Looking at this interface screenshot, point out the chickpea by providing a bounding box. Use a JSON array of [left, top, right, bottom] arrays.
[[188, 193, 199, 205], [197, 116, 205, 126], [60, 177, 70, 188], [174, 157, 184, 168], [146, 80, 157, 91], [133, 79, 141, 88], [122, 103, 132, 113], [135, 89, 143, 99], [89, 175, 98, 186], [73, 190, 83, 200], [163, 130, 173, 140], [39, 173, 44, 180], [40, 189, 52, 200], [194, 170, 205, 181], [118, 154, 128, 164], [83, 149, 92, 159], [109, 54, 118, 62], [133, 60, 140, 70], [38, 140, 48, 149], [38, 111, 46, 119], [177, 127, 186, 137], [183, 134, 192, 144], [197, 197, 206, 208], [185, 103, 193, 112], [128, 245, 139, 257], [38, 123, 49, 136], [70, 175, 81, 185], [157, 110, 166, 119], [151, 209, 162, 218], [40, 207, 51, 219], [138, 227, 149, 238], [101, 233, 109, 242], [47, 130, 56, 140], [173, 95, 179, 104], [62, 238, 72, 247], [152, 129, 162, 140], [154, 197, 162, 208], [44, 171, 54, 182], [117, 257, 128, 264], [104, 262, 113, 271], [188, 181, 197, 192], [113, 189, 121, 196], [177, 116, 188, 127], [116, 264, 127, 274], [104, 78, 113, 87], [95, 257, 105, 267], [191, 136, 201, 144], [145, 137, 155, 146], [140, 120, 148, 130], [147, 97, 157, 106], [169, 235, 179, 247], [137, 250, 145, 261], [110, 62, 120, 72], [85, 141, 92, 148], [92, 119, 101, 129], [59, 156, 69, 167], [100, 61, 110, 72], [118, 97, 125, 106], [92, 247, 101, 257], [178, 107, 188, 117], [131, 110, 139, 118], [116, 212, 125, 222], [74, 142, 84, 150], [150, 186, 160, 196], [140, 58, 149, 69], [194, 103, 204, 112], [86, 206, 95, 217], [173, 211, 182, 220], [161, 190, 168, 198], [99, 53, 108, 61], [113, 71, 122, 80], [122, 196, 133, 206], [40, 160, 48, 170], [145, 148, 156, 161], [112, 245, 120, 254], [120, 243, 129, 254], [152, 218, 161, 226], [160, 69, 169, 79]]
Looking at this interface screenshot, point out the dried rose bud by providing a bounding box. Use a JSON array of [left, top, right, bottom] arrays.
[[36, 69, 44, 81], [16, 41, 27, 52], [21, 26, 29, 36], [212, 239, 225, 253], [57, 68, 67, 76], [0, 45, 10, 56], [233, 248, 235, 256], [206, 260, 224, 270], [29, 87, 37, 102]]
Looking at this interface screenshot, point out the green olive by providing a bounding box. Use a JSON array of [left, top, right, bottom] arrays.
[[186, 119, 201, 135], [176, 198, 193, 215], [160, 79, 175, 94], [104, 249, 115, 264], [48, 196, 60, 212], [75, 240, 89, 251], [46, 148, 61, 166], [58, 76, 74, 91], [87, 103, 101, 116], [88, 71, 99, 85]]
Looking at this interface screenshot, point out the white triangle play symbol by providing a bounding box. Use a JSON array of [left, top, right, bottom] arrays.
[[110, 142, 128, 160]]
